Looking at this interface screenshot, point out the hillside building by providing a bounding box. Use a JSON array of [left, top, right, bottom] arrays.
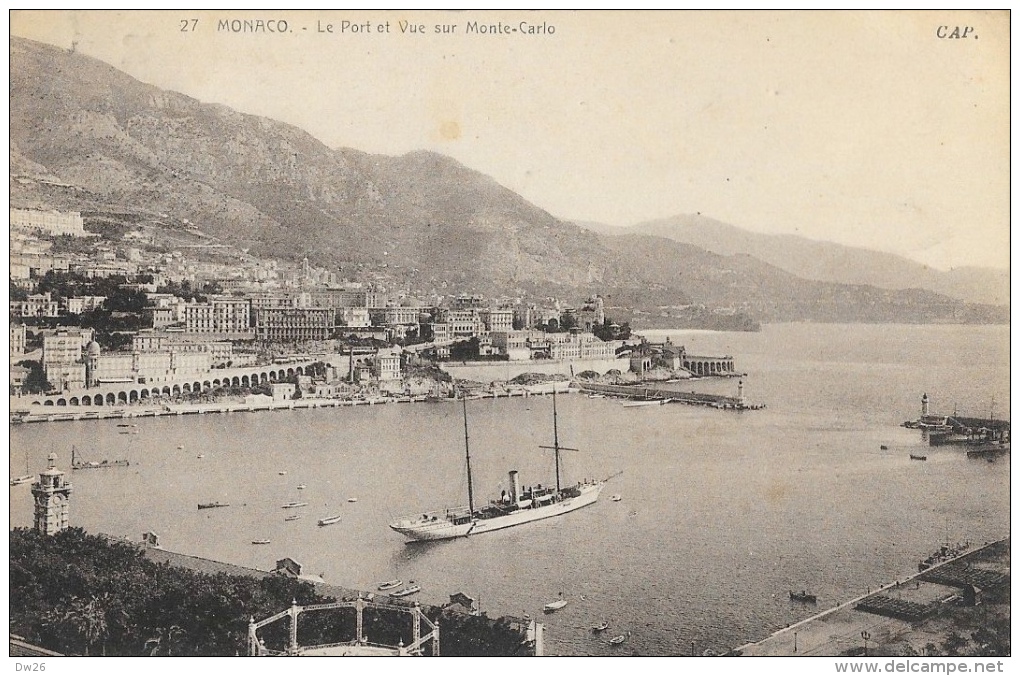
[[10, 208, 89, 237], [254, 307, 333, 343], [185, 297, 252, 335], [11, 324, 27, 357]]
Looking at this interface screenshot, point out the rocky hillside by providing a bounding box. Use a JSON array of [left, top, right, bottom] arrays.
[[624, 214, 1009, 307], [9, 36, 1007, 327]]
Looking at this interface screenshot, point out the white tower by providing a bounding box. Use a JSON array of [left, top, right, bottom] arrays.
[[32, 452, 73, 535], [737, 379, 745, 406], [922, 393, 930, 417]]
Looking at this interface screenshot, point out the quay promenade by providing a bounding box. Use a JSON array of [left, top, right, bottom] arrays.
[[734, 538, 1010, 657], [10, 383, 576, 424]]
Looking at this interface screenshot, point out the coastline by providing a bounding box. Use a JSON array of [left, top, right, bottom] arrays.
[[9, 384, 577, 425], [734, 538, 1010, 657]]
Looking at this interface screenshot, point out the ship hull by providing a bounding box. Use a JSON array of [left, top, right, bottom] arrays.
[[390, 483, 604, 542], [389, 519, 475, 541]]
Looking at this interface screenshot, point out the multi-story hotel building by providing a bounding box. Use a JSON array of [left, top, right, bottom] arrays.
[[253, 307, 333, 343], [184, 297, 252, 335]]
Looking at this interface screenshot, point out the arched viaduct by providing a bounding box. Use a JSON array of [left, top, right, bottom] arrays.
[[25, 361, 325, 408]]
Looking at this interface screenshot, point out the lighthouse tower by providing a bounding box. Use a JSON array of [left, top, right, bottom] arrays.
[[737, 379, 746, 406], [921, 393, 930, 417], [32, 453, 73, 535]]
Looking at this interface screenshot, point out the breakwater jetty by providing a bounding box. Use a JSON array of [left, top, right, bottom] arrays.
[[575, 382, 764, 411]]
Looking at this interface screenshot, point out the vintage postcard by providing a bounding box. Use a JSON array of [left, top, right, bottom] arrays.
[[7, 10, 1010, 669]]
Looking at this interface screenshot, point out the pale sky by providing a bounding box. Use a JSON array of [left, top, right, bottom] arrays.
[[9, 10, 1011, 270]]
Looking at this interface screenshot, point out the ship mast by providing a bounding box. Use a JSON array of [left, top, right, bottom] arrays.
[[540, 386, 579, 493], [553, 387, 561, 492], [463, 397, 475, 515]]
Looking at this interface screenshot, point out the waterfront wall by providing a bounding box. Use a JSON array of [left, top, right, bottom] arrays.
[[439, 358, 627, 383]]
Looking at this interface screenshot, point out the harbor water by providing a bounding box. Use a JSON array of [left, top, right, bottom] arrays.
[[9, 323, 1010, 656]]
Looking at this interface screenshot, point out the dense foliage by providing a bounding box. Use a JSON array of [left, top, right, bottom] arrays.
[[10, 528, 530, 657], [592, 317, 632, 342], [34, 271, 150, 302], [15, 360, 51, 394], [154, 280, 221, 303]]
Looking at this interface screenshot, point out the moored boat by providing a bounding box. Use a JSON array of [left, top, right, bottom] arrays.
[[71, 446, 129, 470], [251, 539, 271, 545], [544, 593, 567, 612], [282, 501, 308, 509], [390, 389, 611, 542], [9, 475, 33, 486], [592, 621, 609, 632], [198, 502, 229, 510], [391, 584, 421, 598], [318, 514, 342, 526], [608, 632, 631, 645], [377, 579, 402, 591], [284, 515, 301, 522]]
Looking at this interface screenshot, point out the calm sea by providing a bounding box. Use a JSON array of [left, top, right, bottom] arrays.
[[9, 323, 1010, 656]]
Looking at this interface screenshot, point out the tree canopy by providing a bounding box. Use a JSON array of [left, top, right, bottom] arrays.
[[10, 527, 530, 656]]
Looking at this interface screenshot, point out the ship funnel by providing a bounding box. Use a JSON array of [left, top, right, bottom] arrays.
[[509, 470, 521, 504]]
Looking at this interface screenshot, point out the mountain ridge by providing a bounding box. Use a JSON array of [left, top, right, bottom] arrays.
[[576, 215, 1007, 306], [9, 35, 1007, 327]]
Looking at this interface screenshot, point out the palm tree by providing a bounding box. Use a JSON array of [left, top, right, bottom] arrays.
[[62, 595, 108, 656], [144, 624, 183, 656]]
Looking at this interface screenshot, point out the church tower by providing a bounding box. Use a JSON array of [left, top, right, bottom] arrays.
[[32, 453, 73, 535]]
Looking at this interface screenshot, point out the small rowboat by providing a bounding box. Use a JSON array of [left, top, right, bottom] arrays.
[[378, 579, 402, 591], [610, 494, 622, 502], [543, 599, 568, 612], [296, 484, 307, 490], [318, 514, 342, 526], [284, 515, 301, 522], [608, 632, 630, 645], [789, 590, 817, 603], [251, 539, 271, 545], [592, 621, 609, 632], [282, 502, 308, 509], [391, 584, 421, 598]]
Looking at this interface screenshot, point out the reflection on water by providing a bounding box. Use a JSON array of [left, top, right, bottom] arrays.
[[9, 324, 1009, 655]]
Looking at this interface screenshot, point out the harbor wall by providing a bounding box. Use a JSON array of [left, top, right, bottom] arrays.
[[439, 358, 627, 383]]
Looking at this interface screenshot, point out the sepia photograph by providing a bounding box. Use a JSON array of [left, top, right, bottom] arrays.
[[7, 9, 1010, 669]]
